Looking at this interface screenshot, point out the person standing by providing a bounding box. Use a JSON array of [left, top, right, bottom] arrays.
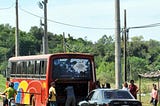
[[65, 86, 76, 106], [0, 82, 17, 106], [122, 82, 129, 90], [151, 84, 158, 106], [129, 80, 139, 99], [150, 84, 155, 104], [101, 83, 105, 88], [106, 83, 111, 89], [48, 82, 57, 106], [95, 81, 101, 88]]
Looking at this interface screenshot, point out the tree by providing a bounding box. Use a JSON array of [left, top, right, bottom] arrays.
[[128, 56, 148, 80], [96, 61, 115, 83]]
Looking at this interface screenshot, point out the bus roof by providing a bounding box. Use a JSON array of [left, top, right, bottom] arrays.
[[8, 53, 94, 61]]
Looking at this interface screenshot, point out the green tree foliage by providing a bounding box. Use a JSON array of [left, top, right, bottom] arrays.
[[28, 26, 43, 53], [128, 36, 148, 58], [0, 24, 160, 83], [146, 40, 160, 71], [128, 56, 148, 80], [0, 24, 15, 58], [94, 35, 114, 65], [97, 61, 115, 83]]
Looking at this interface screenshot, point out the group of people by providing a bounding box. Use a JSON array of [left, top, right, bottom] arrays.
[[122, 80, 158, 106], [122, 80, 139, 99], [95, 80, 111, 89], [1, 80, 159, 106], [96, 79, 139, 100], [0, 81, 75, 106], [48, 82, 76, 106]]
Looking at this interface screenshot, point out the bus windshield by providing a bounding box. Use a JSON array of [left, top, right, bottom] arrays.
[[52, 58, 91, 79]]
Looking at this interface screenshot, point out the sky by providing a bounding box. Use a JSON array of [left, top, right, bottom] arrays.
[[0, 0, 160, 42]]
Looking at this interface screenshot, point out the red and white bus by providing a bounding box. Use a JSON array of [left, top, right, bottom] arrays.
[[6, 53, 96, 106]]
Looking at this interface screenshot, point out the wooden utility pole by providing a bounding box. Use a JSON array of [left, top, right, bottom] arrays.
[[115, 0, 121, 89], [123, 9, 127, 82], [15, 0, 19, 56]]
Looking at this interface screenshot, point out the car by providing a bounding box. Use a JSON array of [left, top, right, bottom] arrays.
[[78, 88, 142, 106]]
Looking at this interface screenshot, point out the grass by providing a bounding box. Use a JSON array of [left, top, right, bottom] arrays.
[[0, 74, 6, 92], [138, 93, 151, 106], [134, 79, 160, 106], [139, 93, 160, 106], [0, 74, 6, 101]]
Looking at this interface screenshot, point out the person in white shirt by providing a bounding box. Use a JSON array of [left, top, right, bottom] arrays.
[[122, 82, 129, 90]]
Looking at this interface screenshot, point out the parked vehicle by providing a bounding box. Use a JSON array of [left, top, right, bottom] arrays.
[[78, 88, 142, 106]]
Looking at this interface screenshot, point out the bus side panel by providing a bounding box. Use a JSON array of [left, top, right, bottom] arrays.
[[11, 79, 47, 106]]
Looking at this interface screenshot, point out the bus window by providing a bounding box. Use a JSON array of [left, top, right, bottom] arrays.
[[22, 62, 27, 74], [35, 60, 40, 75], [11, 62, 16, 74], [40, 61, 47, 78], [27, 61, 32, 75], [52, 58, 91, 79], [34, 61, 36, 75], [27, 60, 36, 77], [16, 61, 22, 77]]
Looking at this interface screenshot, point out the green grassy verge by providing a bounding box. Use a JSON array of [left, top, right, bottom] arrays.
[[0, 74, 6, 91], [0, 74, 6, 101]]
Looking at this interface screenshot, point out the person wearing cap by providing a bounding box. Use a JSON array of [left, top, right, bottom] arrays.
[[48, 82, 57, 106]]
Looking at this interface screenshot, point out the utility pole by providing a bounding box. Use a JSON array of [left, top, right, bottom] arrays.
[[115, 0, 121, 89], [43, 0, 48, 54], [63, 32, 66, 52], [15, 0, 19, 56], [123, 9, 127, 82]]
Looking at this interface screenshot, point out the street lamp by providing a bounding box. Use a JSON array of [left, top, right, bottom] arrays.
[[38, 0, 48, 54]]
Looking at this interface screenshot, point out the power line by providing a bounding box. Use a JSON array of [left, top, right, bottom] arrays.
[[129, 23, 160, 29], [19, 6, 115, 30], [19, 6, 160, 31], [2, 4, 160, 31], [48, 18, 114, 30], [0, 3, 14, 10]]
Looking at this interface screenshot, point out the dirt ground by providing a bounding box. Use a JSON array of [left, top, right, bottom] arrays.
[[0, 101, 2, 105]]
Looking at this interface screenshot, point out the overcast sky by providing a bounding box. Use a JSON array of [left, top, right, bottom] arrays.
[[0, 0, 160, 42]]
